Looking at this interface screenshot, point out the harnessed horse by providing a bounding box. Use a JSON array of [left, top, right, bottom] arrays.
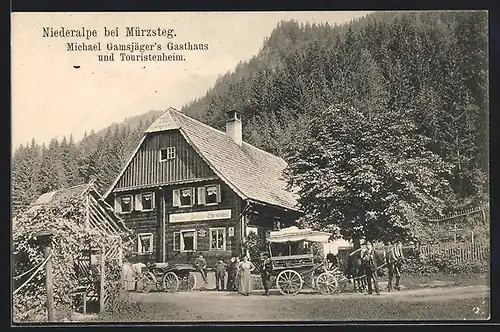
[[345, 249, 367, 292]]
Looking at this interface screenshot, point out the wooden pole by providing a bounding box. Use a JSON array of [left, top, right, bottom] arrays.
[[118, 242, 124, 290], [99, 247, 105, 314], [85, 194, 90, 230], [44, 244, 54, 322]]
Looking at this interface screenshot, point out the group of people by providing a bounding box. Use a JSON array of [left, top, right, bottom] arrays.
[[193, 252, 274, 296], [357, 240, 406, 295]]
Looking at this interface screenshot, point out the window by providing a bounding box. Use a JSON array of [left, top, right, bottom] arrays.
[[197, 184, 221, 205], [173, 188, 195, 207], [173, 230, 197, 252], [159, 147, 176, 161], [210, 228, 226, 250], [138, 233, 153, 254], [114, 195, 133, 213], [136, 192, 154, 211]]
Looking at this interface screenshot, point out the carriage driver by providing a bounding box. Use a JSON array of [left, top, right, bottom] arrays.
[[260, 252, 273, 296], [361, 241, 380, 295]]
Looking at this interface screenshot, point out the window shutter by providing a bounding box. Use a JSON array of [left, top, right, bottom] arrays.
[[222, 230, 226, 250], [191, 187, 196, 204], [193, 231, 198, 250], [134, 194, 143, 211], [151, 192, 156, 210], [114, 197, 122, 213], [137, 235, 142, 253], [173, 232, 180, 251], [172, 189, 180, 207], [216, 184, 221, 203], [197, 187, 206, 205]]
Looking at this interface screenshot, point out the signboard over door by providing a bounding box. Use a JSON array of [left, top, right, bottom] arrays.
[[169, 209, 232, 223]]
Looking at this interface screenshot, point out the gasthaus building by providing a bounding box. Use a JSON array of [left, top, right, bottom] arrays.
[[102, 107, 301, 267]]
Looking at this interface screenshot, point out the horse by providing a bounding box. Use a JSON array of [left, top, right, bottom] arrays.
[[345, 249, 367, 292]]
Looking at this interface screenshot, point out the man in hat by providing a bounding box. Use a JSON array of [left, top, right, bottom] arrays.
[[215, 257, 228, 291], [361, 241, 380, 295], [260, 252, 273, 296], [194, 252, 208, 284]]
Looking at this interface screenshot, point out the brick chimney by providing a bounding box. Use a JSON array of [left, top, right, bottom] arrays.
[[226, 110, 242, 146]]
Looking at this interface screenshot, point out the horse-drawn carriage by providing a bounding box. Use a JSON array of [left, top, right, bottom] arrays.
[[134, 262, 197, 293], [266, 226, 343, 295]]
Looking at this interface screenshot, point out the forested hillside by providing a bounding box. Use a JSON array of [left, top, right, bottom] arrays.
[[11, 111, 162, 216], [181, 11, 488, 214], [12, 11, 488, 223]]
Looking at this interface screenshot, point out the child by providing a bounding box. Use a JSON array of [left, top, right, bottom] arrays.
[[215, 258, 227, 291]]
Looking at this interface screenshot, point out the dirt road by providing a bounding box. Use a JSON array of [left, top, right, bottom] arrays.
[[115, 285, 489, 322]]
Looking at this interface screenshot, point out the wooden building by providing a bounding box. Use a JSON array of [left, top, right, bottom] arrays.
[[102, 107, 301, 266]]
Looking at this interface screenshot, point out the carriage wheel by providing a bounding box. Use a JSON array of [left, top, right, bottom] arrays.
[[316, 272, 338, 294], [179, 272, 197, 291], [138, 273, 154, 293], [276, 270, 303, 296], [162, 272, 180, 292], [186, 272, 196, 291]]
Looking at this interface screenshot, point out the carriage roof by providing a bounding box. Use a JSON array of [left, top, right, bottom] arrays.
[[268, 226, 332, 244]]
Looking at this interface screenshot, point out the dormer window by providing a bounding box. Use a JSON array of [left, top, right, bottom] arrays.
[[160, 147, 175, 161]]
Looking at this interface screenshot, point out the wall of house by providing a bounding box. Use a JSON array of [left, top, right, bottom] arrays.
[[115, 130, 216, 190], [162, 180, 243, 267]]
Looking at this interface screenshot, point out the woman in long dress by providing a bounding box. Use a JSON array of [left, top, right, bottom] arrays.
[[238, 256, 255, 296]]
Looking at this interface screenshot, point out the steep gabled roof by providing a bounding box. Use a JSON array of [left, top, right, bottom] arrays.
[[105, 107, 299, 211]]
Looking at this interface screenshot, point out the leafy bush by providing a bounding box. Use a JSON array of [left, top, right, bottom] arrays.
[[402, 249, 488, 276], [241, 233, 267, 261]]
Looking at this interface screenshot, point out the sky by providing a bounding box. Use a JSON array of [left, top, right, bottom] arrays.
[[11, 11, 372, 150]]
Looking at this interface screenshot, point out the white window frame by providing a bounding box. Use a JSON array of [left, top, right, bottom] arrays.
[[140, 192, 155, 212], [119, 195, 133, 214], [204, 184, 221, 206], [209, 227, 226, 251], [137, 233, 154, 254], [159, 147, 176, 162], [173, 229, 197, 253], [179, 187, 195, 207]]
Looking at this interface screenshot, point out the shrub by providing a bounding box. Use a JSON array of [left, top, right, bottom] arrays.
[[402, 249, 488, 276]]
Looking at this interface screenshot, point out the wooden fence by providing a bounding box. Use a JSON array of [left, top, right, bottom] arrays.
[[418, 241, 489, 264]]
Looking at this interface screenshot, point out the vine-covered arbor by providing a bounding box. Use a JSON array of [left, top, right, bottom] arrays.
[[12, 180, 133, 321]]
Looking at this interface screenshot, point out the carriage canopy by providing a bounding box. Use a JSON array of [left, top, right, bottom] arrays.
[[268, 226, 332, 244]]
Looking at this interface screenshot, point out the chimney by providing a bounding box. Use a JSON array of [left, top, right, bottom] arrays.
[[226, 110, 242, 146]]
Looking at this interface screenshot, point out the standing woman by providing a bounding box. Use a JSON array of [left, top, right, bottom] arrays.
[[238, 256, 255, 296]]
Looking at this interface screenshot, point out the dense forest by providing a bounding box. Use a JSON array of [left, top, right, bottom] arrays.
[[181, 11, 488, 215], [11, 111, 162, 216], [12, 11, 488, 227]]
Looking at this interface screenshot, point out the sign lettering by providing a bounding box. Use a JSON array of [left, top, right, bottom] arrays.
[[169, 209, 232, 223]]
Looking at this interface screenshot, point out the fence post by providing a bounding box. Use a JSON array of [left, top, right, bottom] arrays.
[[44, 244, 55, 322], [100, 247, 105, 314]]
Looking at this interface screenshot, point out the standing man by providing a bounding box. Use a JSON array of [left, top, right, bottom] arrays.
[[260, 253, 273, 296], [388, 240, 405, 291], [361, 241, 380, 295], [227, 256, 237, 291], [194, 252, 208, 284], [215, 258, 227, 291]]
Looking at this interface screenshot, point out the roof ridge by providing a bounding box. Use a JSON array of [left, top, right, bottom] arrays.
[[170, 108, 287, 163]]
